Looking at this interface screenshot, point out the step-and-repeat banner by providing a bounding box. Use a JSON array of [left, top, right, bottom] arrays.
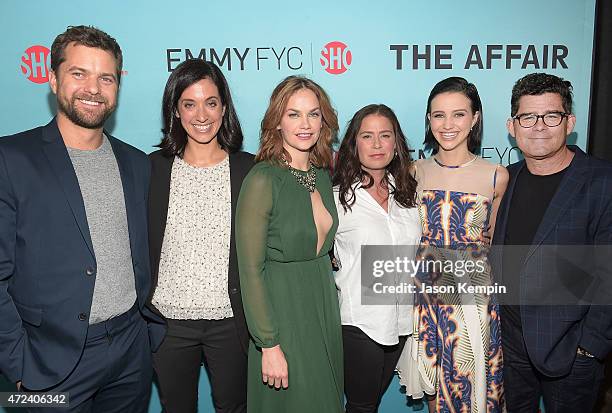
[[0, 0, 596, 411]]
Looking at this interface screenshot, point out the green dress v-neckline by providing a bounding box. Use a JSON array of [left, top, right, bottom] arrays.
[[236, 161, 343, 413]]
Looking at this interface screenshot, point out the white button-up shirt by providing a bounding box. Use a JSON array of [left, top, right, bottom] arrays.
[[333, 180, 421, 345]]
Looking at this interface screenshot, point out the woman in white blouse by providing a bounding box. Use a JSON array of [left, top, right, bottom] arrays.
[[332, 104, 422, 413]]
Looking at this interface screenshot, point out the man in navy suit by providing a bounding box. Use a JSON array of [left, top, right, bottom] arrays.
[[0, 26, 164, 412], [494, 73, 611, 412]]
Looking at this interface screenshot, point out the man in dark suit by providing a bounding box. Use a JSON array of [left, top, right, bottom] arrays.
[[0, 26, 164, 412], [493, 73, 612, 412]]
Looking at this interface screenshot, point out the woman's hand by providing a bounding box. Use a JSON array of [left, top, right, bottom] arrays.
[[261, 344, 288, 389]]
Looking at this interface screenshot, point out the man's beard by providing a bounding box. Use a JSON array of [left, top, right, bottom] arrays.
[[57, 93, 116, 129]]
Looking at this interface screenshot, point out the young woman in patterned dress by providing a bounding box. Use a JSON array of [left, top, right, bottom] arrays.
[[407, 77, 509, 412]]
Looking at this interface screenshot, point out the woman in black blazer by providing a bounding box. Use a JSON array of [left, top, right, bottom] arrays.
[[148, 59, 253, 413]]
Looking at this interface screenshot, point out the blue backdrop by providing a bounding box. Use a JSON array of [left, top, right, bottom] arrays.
[[0, 0, 596, 411]]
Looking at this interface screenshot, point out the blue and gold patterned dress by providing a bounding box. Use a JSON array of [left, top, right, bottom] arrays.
[[410, 156, 505, 413]]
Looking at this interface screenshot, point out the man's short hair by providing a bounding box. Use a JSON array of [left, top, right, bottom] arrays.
[[51, 25, 123, 83], [511, 73, 573, 116]]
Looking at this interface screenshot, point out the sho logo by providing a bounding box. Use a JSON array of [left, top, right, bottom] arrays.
[[320, 41, 352, 75], [20, 45, 51, 84]]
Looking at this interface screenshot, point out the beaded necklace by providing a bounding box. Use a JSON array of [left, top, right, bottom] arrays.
[[283, 157, 317, 192]]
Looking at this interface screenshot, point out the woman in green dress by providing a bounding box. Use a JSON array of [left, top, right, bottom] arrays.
[[236, 76, 343, 412]]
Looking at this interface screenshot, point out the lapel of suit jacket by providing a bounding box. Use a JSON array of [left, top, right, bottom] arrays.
[[228, 153, 241, 281], [107, 135, 138, 259], [41, 118, 95, 259], [524, 146, 589, 263], [153, 154, 173, 256], [493, 160, 524, 247], [490, 160, 523, 283]]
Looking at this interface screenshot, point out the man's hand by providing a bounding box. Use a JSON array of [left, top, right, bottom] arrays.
[[261, 344, 288, 389], [16, 381, 21, 391]]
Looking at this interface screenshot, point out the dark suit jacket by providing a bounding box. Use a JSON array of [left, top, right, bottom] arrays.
[[148, 150, 254, 352], [492, 146, 612, 377], [0, 119, 165, 390]]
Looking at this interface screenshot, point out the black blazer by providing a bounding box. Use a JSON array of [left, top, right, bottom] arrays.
[[148, 149, 254, 352], [492, 146, 612, 377], [0, 119, 165, 390]]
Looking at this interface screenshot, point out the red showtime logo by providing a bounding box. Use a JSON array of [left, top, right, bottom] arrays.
[[320, 41, 352, 75], [20, 45, 51, 84]]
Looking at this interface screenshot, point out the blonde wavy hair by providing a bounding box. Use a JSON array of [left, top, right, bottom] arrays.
[[256, 76, 338, 168]]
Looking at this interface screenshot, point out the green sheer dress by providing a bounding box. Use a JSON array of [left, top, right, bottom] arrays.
[[236, 161, 343, 413]]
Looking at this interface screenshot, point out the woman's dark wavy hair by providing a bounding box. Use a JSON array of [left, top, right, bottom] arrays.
[[332, 104, 418, 212], [157, 59, 243, 156], [424, 76, 483, 155]]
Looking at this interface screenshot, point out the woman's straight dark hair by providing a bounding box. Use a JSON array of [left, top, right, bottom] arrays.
[[424, 76, 483, 155], [158, 59, 243, 156]]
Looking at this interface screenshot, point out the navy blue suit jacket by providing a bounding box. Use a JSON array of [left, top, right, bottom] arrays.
[[0, 119, 165, 390], [492, 146, 612, 377]]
